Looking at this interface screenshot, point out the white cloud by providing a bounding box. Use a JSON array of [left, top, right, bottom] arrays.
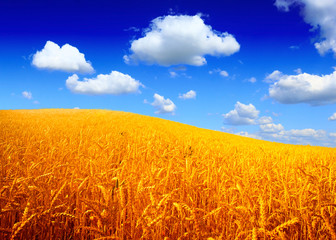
[[179, 90, 196, 100], [73, 107, 80, 109], [258, 116, 273, 124], [275, 0, 336, 55], [181, 73, 192, 79], [248, 77, 257, 83], [222, 104, 335, 145], [224, 106, 334, 145], [264, 70, 283, 83], [209, 68, 229, 77], [22, 91, 32, 100], [269, 129, 328, 145], [33, 100, 39, 104], [328, 113, 336, 121], [124, 14, 240, 66], [168, 71, 192, 79], [257, 120, 329, 145], [173, 66, 187, 71], [330, 133, 336, 137], [66, 71, 143, 95], [223, 102, 260, 125], [235, 131, 262, 140], [222, 102, 273, 128], [220, 70, 229, 77], [260, 123, 284, 133], [125, 26, 140, 32], [274, 0, 296, 12], [294, 68, 302, 74], [285, 128, 326, 138], [267, 69, 336, 105], [169, 71, 178, 78], [236, 125, 331, 146], [235, 102, 259, 119], [289, 45, 300, 50], [151, 93, 176, 114], [221, 126, 235, 133], [32, 41, 94, 73]]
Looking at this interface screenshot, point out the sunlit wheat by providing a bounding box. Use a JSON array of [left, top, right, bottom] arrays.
[[1, 109, 336, 239]]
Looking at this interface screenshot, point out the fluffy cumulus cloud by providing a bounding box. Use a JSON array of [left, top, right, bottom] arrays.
[[32, 41, 94, 73], [258, 116, 273, 125], [262, 128, 328, 145], [330, 133, 336, 137], [285, 129, 326, 138], [264, 70, 283, 83], [222, 102, 335, 145], [209, 68, 229, 77], [223, 102, 260, 125], [124, 14, 240, 66], [248, 77, 257, 83], [22, 91, 32, 99], [66, 71, 143, 95], [223, 103, 335, 145], [266, 69, 336, 105], [223, 102, 278, 127], [328, 113, 336, 121], [237, 123, 331, 146], [169, 71, 178, 78], [255, 116, 331, 145], [260, 123, 284, 133], [151, 93, 176, 114], [231, 124, 334, 146], [274, 0, 296, 12], [219, 70, 229, 77], [275, 0, 336, 55], [179, 90, 196, 100]]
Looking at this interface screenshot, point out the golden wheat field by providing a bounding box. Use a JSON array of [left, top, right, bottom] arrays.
[[1, 109, 336, 239]]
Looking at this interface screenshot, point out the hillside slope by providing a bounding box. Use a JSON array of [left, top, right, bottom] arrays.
[[1, 109, 336, 239]]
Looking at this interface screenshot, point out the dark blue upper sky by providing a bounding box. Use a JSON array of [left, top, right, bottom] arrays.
[[0, 0, 308, 38]]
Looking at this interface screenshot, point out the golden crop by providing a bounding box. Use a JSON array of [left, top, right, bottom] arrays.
[[1, 109, 336, 239]]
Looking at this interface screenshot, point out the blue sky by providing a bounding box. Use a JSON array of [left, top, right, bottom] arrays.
[[1, 0, 336, 146]]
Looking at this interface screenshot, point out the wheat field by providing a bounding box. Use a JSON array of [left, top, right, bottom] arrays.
[[1, 109, 336, 239]]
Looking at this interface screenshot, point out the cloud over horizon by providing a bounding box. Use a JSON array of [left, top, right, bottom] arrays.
[[124, 14, 240, 66], [66, 71, 142, 95], [229, 123, 333, 146], [260, 127, 328, 146], [267, 69, 336, 105], [32, 41, 94, 73]]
